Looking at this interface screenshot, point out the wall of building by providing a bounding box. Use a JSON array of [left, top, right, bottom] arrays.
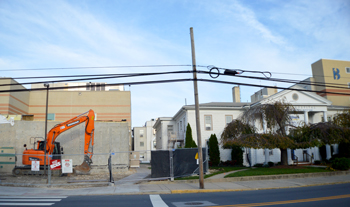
[[28, 90, 131, 124], [154, 119, 175, 150], [0, 78, 30, 115], [133, 126, 147, 161], [312, 59, 350, 106], [0, 120, 130, 171], [185, 109, 245, 161]]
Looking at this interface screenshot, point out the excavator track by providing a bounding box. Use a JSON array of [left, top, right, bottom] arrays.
[[12, 166, 63, 176]]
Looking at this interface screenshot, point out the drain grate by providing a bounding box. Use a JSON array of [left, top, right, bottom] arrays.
[[184, 202, 204, 205]]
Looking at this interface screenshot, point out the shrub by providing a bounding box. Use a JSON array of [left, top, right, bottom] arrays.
[[253, 163, 264, 167], [208, 134, 220, 166], [185, 123, 197, 148], [314, 160, 321, 165], [219, 160, 237, 166], [231, 145, 243, 166], [338, 142, 350, 158], [268, 162, 274, 167], [332, 158, 350, 170]]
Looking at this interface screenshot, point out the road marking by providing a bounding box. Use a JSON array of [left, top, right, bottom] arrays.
[[0, 197, 67, 199], [150, 195, 168, 207], [213, 194, 350, 207], [0, 199, 61, 202], [0, 203, 54, 206], [0, 196, 66, 206]]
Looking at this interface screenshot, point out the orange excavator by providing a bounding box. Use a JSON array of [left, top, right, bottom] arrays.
[[12, 109, 95, 176]]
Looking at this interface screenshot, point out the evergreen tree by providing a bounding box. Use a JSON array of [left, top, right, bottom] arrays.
[[185, 123, 197, 148], [231, 144, 243, 166], [208, 134, 220, 166]]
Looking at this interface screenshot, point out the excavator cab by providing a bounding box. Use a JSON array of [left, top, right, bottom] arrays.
[[36, 141, 63, 160]]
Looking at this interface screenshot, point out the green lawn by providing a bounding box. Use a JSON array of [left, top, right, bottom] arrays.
[[175, 166, 245, 180], [225, 167, 332, 178]]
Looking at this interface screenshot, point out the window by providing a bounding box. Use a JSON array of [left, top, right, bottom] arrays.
[[140, 129, 144, 138], [180, 121, 182, 131], [91, 83, 95, 91], [346, 67, 350, 73], [348, 83, 350, 89], [225, 115, 233, 126], [204, 115, 212, 130], [47, 113, 55, 120], [140, 142, 144, 147], [86, 83, 90, 91], [263, 150, 273, 156], [96, 83, 101, 91]]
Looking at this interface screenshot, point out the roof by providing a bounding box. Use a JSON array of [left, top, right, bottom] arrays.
[[183, 102, 251, 109]]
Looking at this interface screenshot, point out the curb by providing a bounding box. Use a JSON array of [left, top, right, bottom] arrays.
[[170, 181, 350, 194], [145, 171, 350, 184]]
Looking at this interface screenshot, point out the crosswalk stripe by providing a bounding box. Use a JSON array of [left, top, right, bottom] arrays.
[[0, 196, 66, 206], [0, 197, 67, 199], [150, 195, 168, 207], [0, 203, 54, 206], [0, 199, 61, 202]]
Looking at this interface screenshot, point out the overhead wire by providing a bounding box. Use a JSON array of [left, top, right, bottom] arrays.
[[1, 77, 350, 96], [0, 64, 198, 72], [2, 68, 349, 90]]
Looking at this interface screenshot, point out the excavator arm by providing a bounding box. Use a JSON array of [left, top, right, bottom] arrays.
[[45, 109, 95, 160]]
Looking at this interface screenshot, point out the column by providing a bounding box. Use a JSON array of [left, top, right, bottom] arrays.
[[323, 111, 331, 160], [326, 145, 332, 160], [262, 117, 269, 165], [304, 111, 309, 124]]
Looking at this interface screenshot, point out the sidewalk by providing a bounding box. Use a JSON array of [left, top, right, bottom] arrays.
[[1, 170, 350, 196]]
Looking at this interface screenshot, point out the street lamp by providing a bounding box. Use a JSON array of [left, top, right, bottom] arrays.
[[43, 83, 50, 184]]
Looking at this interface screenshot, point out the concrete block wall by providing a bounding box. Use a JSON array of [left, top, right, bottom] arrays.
[[0, 120, 130, 171]]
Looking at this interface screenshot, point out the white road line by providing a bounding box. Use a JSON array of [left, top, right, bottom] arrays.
[[0, 203, 54, 206], [0, 199, 61, 202], [150, 195, 168, 207], [0, 197, 67, 199]]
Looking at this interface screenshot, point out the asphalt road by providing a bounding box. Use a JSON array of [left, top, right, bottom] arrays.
[[0, 183, 349, 206]]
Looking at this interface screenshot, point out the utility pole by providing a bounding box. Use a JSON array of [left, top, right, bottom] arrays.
[[190, 27, 204, 189]]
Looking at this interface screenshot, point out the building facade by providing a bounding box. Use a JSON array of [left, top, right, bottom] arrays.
[[311, 59, 350, 106], [0, 78, 131, 125], [154, 85, 347, 166], [133, 119, 156, 163]]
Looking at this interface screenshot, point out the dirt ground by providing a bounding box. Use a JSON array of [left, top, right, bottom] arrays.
[[0, 169, 136, 188]]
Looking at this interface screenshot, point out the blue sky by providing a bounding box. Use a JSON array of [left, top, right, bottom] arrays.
[[1, 0, 349, 127]]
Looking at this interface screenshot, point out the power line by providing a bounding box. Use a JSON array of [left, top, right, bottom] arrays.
[[1, 69, 350, 92], [0, 71, 193, 87], [1, 78, 349, 96], [0, 64, 195, 72]]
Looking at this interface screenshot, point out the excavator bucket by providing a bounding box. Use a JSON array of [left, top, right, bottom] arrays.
[[73, 162, 91, 174], [73, 156, 92, 175]]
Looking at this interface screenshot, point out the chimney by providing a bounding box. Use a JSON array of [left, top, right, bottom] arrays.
[[232, 86, 240, 103]]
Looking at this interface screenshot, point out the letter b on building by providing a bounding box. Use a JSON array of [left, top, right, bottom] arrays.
[[333, 68, 340, 80]]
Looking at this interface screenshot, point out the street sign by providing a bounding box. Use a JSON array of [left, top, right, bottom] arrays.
[[50, 159, 61, 170]]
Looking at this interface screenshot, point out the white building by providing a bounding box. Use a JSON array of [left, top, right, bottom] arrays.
[[133, 119, 156, 163], [154, 85, 347, 166]]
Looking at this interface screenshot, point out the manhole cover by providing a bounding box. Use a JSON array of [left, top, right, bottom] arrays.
[[184, 202, 204, 205], [173, 201, 216, 207]]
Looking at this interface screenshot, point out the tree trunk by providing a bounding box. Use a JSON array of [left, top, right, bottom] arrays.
[[280, 148, 288, 165]]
